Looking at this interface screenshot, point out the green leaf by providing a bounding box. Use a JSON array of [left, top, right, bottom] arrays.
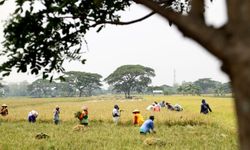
[[0, 0, 5, 5], [96, 25, 104, 33], [81, 59, 86, 64], [31, 68, 39, 75], [49, 76, 53, 82], [2, 72, 10, 76], [43, 74, 49, 79], [59, 76, 65, 82]]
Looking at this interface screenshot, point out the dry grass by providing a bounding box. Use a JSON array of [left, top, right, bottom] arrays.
[[0, 95, 237, 150]]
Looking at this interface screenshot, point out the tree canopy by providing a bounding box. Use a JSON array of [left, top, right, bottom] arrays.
[[194, 78, 221, 94], [0, 0, 134, 79], [105, 64, 155, 98], [0, 0, 189, 79], [64, 71, 102, 97], [28, 79, 57, 97]]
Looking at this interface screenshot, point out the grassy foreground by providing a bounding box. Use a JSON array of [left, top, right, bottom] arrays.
[[0, 95, 238, 150]]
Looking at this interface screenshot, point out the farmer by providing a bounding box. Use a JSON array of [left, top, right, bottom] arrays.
[[112, 104, 120, 125], [0, 104, 8, 116], [146, 103, 155, 111], [132, 109, 144, 126], [173, 104, 183, 111], [200, 99, 212, 114], [28, 110, 38, 123], [166, 102, 175, 111], [159, 101, 166, 108], [79, 105, 88, 126], [153, 104, 161, 112], [53, 105, 60, 125], [140, 116, 156, 134]]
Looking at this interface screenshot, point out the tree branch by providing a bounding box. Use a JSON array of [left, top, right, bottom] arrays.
[[190, 0, 204, 21], [91, 11, 155, 27], [133, 0, 227, 60]]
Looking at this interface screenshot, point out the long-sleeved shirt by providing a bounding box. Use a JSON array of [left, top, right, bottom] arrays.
[[54, 109, 60, 120], [112, 108, 120, 117], [140, 119, 154, 133], [200, 103, 212, 114], [133, 113, 144, 125]]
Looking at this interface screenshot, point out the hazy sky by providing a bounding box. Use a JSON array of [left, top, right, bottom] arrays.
[[0, 0, 229, 86]]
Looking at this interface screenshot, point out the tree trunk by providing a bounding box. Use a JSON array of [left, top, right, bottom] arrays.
[[79, 90, 82, 97], [232, 78, 250, 150], [224, 39, 250, 150], [128, 90, 130, 98]]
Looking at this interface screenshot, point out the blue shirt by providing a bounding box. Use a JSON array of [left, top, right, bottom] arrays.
[[140, 119, 154, 133]]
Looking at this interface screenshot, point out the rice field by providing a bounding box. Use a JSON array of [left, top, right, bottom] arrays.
[[0, 95, 238, 150]]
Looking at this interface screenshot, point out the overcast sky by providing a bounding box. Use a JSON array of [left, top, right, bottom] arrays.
[[0, 0, 229, 86]]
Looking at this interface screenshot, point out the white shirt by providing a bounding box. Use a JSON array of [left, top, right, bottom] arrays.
[[112, 108, 120, 117]]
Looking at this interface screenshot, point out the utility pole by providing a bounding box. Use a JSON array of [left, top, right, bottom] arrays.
[[173, 69, 176, 86]]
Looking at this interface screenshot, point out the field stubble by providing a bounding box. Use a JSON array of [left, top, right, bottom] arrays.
[[0, 95, 238, 150]]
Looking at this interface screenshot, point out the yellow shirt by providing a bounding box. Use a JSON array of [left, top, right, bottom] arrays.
[[133, 113, 144, 125]]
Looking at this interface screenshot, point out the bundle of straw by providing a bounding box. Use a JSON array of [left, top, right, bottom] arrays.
[[73, 125, 86, 131], [74, 111, 82, 119], [35, 133, 50, 139], [144, 137, 165, 146]]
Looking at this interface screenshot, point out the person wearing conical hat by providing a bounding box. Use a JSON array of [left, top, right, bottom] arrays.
[[28, 110, 38, 123], [79, 105, 88, 126], [0, 104, 8, 116], [132, 109, 144, 126]]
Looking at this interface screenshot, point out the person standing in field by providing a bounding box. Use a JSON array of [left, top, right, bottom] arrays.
[[200, 99, 212, 114], [140, 116, 156, 134], [0, 104, 8, 116], [112, 104, 120, 125], [79, 105, 88, 126], [53, 105, 60, 125], [28, 110, 38, 123], [132, 109, 144, 126]]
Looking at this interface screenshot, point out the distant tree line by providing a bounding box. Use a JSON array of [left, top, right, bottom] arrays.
[[0, 66, 231, 98], [147, 78, 231, 96]]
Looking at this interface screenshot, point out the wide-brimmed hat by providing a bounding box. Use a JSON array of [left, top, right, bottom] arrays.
[[132, 109, 140, 113], [31, 110, 38, 116], [82, 105, 88, 110], [2, 104, 7, 107]]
